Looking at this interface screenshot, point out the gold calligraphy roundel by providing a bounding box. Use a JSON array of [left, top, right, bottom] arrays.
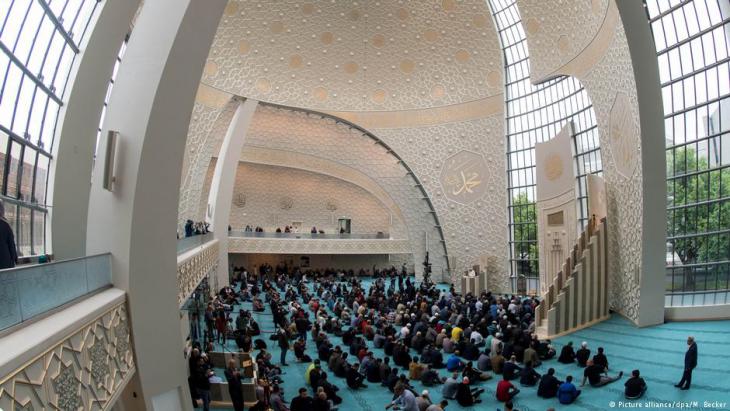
[[544, 154, 564, 181], [439, 150, 489, 205]]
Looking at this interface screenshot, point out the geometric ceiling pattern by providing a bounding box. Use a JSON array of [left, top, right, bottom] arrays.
[[203, 0, 503, 111]]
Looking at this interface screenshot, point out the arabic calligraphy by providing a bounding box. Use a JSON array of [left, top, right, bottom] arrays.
[[439, 150, 489, 204]]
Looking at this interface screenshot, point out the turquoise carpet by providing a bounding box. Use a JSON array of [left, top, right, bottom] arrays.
[[205, 279, 730, 411]]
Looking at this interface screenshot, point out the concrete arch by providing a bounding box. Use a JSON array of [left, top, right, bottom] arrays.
[[237, 147, 409, 235], [84, 0, 227, 408]]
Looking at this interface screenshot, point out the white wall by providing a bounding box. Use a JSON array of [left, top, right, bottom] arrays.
[[229, 163, 393, 234]]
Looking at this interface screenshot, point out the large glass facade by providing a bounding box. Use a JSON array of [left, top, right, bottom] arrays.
[[0, 0, 100, 257], [488, 0, 603, 289], [645, 0, 730, 296]]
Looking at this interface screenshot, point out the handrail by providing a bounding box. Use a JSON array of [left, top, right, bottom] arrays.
[[177, 232, 215, 255], [0, 253, 113, 332], [229, 230, 390, 240]]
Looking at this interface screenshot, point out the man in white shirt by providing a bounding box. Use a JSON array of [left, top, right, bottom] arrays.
[[470, 330, 484, 346], [388, 385, 418, 411]]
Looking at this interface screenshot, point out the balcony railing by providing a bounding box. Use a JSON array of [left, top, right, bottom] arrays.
[[229, 230, 389, 239], [177, 232, 215, 254], [0, 253, 112, 332]]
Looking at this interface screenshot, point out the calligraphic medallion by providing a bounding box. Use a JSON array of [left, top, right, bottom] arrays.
[[544, 154, 564, 181], [439, 150, 489, 204]]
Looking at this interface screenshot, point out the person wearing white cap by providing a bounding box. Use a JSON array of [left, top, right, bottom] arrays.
[[416, 390, 432, 411]]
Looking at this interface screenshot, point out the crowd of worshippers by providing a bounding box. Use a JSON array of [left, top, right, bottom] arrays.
[[243, 224, 331, 234], [186, 266, 648, 411], [180, 219, 211, 238]]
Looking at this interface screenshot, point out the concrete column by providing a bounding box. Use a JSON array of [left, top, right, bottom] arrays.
[[47, 0, 141, 259], [85, 0, 226, 409], [206, 99, 259, 287], [617, 0, 667, 327]]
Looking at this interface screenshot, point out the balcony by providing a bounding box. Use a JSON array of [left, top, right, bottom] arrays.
[[228, 230, 410, 254]]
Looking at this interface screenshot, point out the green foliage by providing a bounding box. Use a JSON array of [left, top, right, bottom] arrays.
[[666, 146, 730, 290], [511, 192, 539, 276]]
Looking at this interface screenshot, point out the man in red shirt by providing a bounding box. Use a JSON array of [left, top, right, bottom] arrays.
[[496, 374, 521, 402]]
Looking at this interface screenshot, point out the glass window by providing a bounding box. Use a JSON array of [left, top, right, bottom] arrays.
[[32, 209, 45, 255], [0, 0, 101, 256], [488, 0, 603, 286], [20, 145, 36, 202], [646, 0, 730, 296]]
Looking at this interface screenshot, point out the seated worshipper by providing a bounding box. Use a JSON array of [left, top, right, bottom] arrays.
[[305, 359, 321, 386], [312, 390, 332, 411], [456, 377, 483, 406], [294, 338, 311, 362], [318, 340, 333, 362], [491, 350, 506, 374], [593, 347, 609, 370], [461, 340, 481, 361], [446, 352, 464, 372], [358, 352, 375, 375], [523, 342, 540, 368], [367, 358, 383, 383], [519, 361, 541, 386], [327, 347, 341, 371], [421, 365, 445, 386], [309, 362, 324, 391], [379, 357, 393, 382], [249, 318, 261, 336], [495, 374, 520, 402], [416, 390, 432, 411], [558, 341, 576, 364], [470, 329, 484, 346], [393, 374, 415, 397], [576, 342, 591, 368], [291, 388, 313, 411], [462, 361, 491, 382], [441, 372, 461, 400], [537, 368, 562, 398], [269, 385, 289, 411], [426, 400, 449, 411], [558, 375, 581, 405], [384, 368, 400, 392], [346, 363, 368, 389], [502, 355, 522, 381], [411, 331, 426, 353], [386, 385, 418, 411], [409, 359, 427, 381], [624, 369, 647, 399], [333, 353, 349, 378], [394, 343, 413, 369], [581, 360, 623, 387], [442, 337, 455, 353], [537, 339, 556, 360], [373, 331, 387, 348], [421, 345, 445, 368], [316, 372, 342, 405], [477, 349, 491, 371], [252, 297, 265, 312]]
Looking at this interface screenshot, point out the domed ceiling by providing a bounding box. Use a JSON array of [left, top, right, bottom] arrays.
[[202, 0, 503, 111]]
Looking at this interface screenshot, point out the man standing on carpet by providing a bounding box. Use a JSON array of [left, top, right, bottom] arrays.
[[224, 359, 245, 411], [675, 336, 698, 390]]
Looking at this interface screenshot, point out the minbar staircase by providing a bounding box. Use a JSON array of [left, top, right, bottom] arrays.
[[535, 217, 609, 338]]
